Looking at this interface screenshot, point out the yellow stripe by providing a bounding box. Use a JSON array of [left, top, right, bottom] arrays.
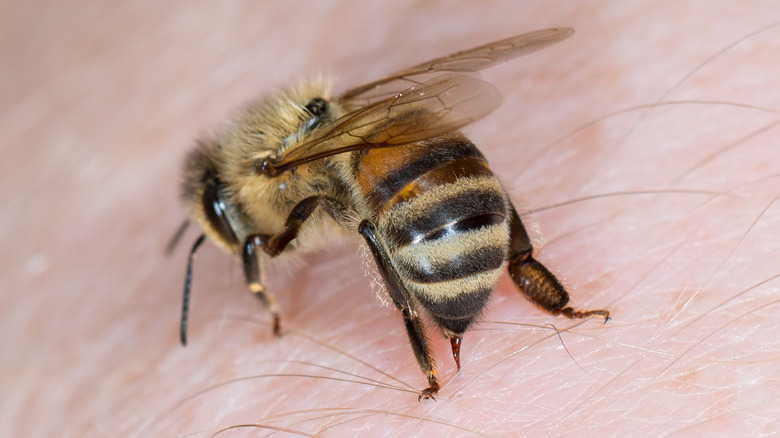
[[394, 222, 508, 265], [378, 176, 505, 231], [406, 269, 502, 301]]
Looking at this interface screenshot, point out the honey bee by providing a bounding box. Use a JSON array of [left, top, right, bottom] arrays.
[[176, 27, 610, 400]]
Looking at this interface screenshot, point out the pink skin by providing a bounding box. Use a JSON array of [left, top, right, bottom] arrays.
[[3, 2, 779, 436]]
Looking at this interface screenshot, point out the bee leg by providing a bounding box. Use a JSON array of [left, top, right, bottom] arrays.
[[506, 204, 610, 322], [358, 220, 439, 401], [243, 236, 282, 336], [257, 195, 345, 256], [244, 196, 350, 335]]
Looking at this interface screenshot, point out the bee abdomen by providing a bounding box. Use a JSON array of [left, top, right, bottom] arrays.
[[388, 177, 510, 334], [361, 136, 510, 334]]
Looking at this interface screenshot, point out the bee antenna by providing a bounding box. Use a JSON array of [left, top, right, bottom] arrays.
[[166, 220, 191, 255], [181, 234, 206, 346]]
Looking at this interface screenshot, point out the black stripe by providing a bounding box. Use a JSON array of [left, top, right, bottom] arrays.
[[388, 189, 505, 246], [404, 244, 506, 284], [422, 213, 506, 242], [415, 287, 494, 334], [370, 137, 484, 205]]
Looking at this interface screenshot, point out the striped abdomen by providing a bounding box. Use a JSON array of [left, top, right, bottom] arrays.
[[352, 134, 509, 335]]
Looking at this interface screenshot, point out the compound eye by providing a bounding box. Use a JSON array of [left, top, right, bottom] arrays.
[[202, 182, 239, 247], [303, 98, 328, 134], [305, 97, 328, 117]]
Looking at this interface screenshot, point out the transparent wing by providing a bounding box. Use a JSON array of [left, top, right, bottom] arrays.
[[339, 27, 574, 106], [260, 73, 501, 176]]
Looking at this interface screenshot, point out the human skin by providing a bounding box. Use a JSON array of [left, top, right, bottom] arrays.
[[3, 1, 779, 436]]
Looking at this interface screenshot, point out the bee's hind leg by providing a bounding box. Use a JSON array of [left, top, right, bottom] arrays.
[[506, 203, 610, 322]]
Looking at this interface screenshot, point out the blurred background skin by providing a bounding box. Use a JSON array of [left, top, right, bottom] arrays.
[[3, 1, 779, 436]]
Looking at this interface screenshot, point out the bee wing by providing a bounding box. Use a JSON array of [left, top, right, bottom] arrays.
[[261, 28, 573, 176], [261, 73, 501, 176], [340, 27, 574, 105]]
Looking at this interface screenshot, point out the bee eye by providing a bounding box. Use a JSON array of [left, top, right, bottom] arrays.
[[202, 182, 239, 246], [304, 98, 328, 117], [303, 98, 329, 134]]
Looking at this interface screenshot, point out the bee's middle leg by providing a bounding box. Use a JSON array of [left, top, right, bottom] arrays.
[[358, 220, 439, 401]]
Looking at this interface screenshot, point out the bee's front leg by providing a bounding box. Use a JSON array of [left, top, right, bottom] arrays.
[[256, 195, 345, 256], [242, 235, 281, 337], [245, 195, 350, 336]]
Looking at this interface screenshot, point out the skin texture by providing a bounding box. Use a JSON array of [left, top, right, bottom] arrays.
[[3, 1, 779, 436]]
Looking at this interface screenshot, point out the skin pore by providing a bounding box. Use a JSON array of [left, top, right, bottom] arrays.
[[3, 1, 779, 436]]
